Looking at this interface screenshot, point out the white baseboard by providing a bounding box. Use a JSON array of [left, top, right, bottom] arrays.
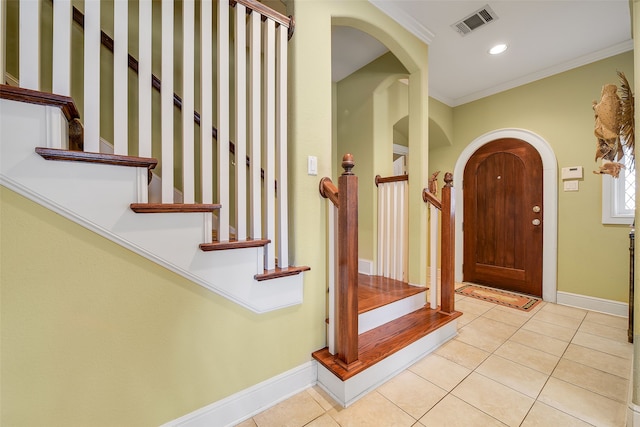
[[358, 259, 374, 275], [160, 362, 317, 427], [556, 291, 628, 318]]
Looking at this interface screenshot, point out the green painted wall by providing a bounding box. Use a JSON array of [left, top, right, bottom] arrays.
[[0, 187, 324, 426], [429, 51, 634, 303]]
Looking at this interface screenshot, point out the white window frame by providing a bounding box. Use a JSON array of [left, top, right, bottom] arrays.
[[602, 162, 635, 225]]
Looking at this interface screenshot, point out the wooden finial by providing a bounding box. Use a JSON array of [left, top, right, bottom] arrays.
[[444, 172, 453, 187], [342, 154, 355, 175]]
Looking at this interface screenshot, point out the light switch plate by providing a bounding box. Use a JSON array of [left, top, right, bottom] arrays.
[[308, 156, 318, 176], [564, 180, 579, 191]]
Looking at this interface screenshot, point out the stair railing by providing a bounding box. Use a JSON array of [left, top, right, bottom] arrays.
[[375, 174, 408, 281], [422, 172, 456, 314], [9, 0, 292, 271], [319, 154, 360, 369]]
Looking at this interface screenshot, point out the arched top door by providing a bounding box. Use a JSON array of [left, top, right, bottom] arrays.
[[463, 138, 543, 297]]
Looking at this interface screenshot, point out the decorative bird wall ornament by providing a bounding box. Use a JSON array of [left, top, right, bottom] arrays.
[[592, 71, 635, 178]]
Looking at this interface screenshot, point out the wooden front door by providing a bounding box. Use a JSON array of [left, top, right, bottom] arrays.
[[463, 138, 543, 296]]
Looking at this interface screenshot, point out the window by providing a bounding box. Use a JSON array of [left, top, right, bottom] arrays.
[[602, 147, 635, 225]]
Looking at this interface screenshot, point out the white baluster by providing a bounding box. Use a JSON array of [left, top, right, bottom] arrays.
[[138, 0, 152, 158], [200, 0, 213, 204], [394, 181, 403, 281], [113, 0, 128, 155], [182, 0, 195, 203], [217, 0, 230, 240], [161, 0, 174, 202], [402, 180, 409, 281], [377, 183, 385, 276], [0, 0, 5, 85], [52, 0, 71, 96], [430, 204, 438, 309], [328, 203, 338, 354], [263, 19, 276, 270], [390, 181, 398, 279], [248, 11, 262, 240], [84, 0, 100, 152], [234, 4, 247, 240], [276, 24, 288, 268], [384, 183, 391, 277], [19, 0, 39, 90]]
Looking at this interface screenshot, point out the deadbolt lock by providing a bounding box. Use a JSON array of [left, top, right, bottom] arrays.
[[532, 205, 541, 213]]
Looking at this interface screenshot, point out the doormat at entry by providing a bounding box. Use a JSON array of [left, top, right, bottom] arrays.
[[456, 284, 542, 311]]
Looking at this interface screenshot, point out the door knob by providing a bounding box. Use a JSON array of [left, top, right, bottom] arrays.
[[532, 206, 541, 213], [532, 219, 541, 226]]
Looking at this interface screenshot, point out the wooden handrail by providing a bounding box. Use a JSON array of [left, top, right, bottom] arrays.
[[319, 177, 339, 207], [422, 170, 442, 209], [0, 84, 79, 121], [422, 188, 442, 210], [232, 0, 295, 39], [375, 174, 408, 187]]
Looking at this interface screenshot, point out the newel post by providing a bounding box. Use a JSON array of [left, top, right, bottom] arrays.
[[336, 154, 360, 368], [440, 172, 455, 314]]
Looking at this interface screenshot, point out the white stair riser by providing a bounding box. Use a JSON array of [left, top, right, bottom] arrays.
[[317, 320, 458, 407], [358, 291, 426, 334]]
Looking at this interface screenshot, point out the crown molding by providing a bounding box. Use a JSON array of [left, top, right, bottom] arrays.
[[452, 39, 634, 107], [369, 0, 435, 44]]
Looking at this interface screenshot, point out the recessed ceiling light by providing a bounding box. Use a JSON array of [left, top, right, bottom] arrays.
[[489, 43, 508, 55]]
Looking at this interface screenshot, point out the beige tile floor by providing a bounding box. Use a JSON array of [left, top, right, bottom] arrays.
[[236, 294, 632, 427]]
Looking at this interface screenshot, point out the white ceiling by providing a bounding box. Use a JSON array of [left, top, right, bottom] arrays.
[[332, 1, 633, 107]]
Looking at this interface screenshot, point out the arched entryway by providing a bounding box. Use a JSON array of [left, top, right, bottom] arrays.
[[454, 129, 558, 302]]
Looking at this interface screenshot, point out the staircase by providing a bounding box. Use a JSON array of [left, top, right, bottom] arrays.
[[314, 156, 461, 407], [0, 85, 307, 314]]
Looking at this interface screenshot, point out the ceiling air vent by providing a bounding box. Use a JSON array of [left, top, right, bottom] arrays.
[[451, 5, 498, 36]]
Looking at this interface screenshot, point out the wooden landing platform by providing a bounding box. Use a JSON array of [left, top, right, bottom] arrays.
[[313, 307, 461, 381], [357, 274, 426, 314]]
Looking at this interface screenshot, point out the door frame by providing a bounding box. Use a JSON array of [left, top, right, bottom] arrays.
[[454, 129, 558, 302]]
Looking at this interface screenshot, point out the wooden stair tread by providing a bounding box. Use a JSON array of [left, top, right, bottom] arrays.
[[36, 147, 157, 170], [357, 274, 426, 315], [199, 238, 270, 251], [312, 307, 461, 381], [254, 266, 311, 281], [1, 84, 79, 121], [130, 203, 221, 213]]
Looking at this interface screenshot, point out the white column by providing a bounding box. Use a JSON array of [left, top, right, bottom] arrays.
[[19, 0, 40, 90], [113, 0, 128, 155], [138, 0, 152, 158], [217, 0, 230, 240], [52, 0, 71, 95], [84, 0, 100, 152], [200, 0, 213, 204], [248, 11, 262, 239], [275, 24, 288, 268], [377, 184, 385, 276], [263, 19, 276, 270], [161, 0, 174, 202], [0, 0, 5, 85], [182, 0, 195, 203], [234, 4, 247, 240], [430, 205, 439, 309], [328, 204, 338, 355]]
